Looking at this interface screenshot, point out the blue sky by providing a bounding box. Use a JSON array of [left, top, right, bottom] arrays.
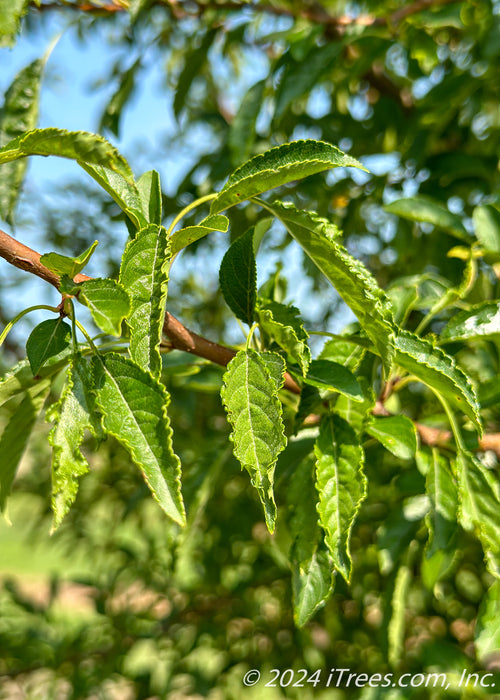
[[1, 10, 393, 345]]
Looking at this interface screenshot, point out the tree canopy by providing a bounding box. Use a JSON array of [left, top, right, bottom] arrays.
[[1, 1, 500, 698]]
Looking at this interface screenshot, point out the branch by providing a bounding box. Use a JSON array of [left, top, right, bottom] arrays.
[[0, 228, 300, 391], [30, 0, 460, 30], [0, 227, 498, 455]]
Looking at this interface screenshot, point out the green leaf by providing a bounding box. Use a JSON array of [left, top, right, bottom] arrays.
[[0, 381, 50, 512], [314, 414, 366, 582], [137, 169, 162, 225], [440, 302, 500, 342], [475, 581, 500, 662], [394, 330, 481, 433], [384, 196, 469, 240], [473, 204, 500, 254], [365, 415, 417, 460], [78, 162, 146, 230], [170, 214, 229, 256], [334, 377, 375, 435], [40, 240, 98, 278], [0, 59, 43, 223], [288, 458, 334, 627], [0, 0, 29, 47], [219, 227, 257, 326], [47, 357, 100, 530], [26, 318, 72, 376], [294, 384, 323, 433], [76, 279, 131, 337], [275, 42, 343, 121], [478, 377, 500, 410], [261, 200, 395, 371], [0, 128, 134, 183], [129, 0, 152, 21], [257, 300, 311, 376], [93, 353, 185, 525], [173, 29, 217, 118], [119, 224, 170, 377], [423, 449, 458, 558], [388, 560, 412, 667], [457, 451, 500, 578], [0, 354, 73, 407], [100, 59, 140, 138], [229, 79, 266, 166], [211, 140, 367, 215], [302, 359, 364, 402], [319, 337, 366, 370], [221, 349, 287, 532], [259, 351, 286, 393], [378, 496, 429, 575]]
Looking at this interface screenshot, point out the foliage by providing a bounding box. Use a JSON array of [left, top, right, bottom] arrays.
[[0, 1, 500, 698]]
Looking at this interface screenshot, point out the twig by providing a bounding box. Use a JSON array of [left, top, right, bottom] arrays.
[[0, 227, 498, 456]]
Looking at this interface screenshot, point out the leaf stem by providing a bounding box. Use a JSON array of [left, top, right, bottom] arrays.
[[167, 193, 217, 236], [415, 257, 477, 336], [246, 322, 259, 350], [68, 299, 79, 355], [0, 305, 60, 349], [435, 393, 467, 453], [74, 319, 99, 354]]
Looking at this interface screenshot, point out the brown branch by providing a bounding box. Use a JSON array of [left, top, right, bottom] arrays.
[[30, 0, 460, 31], [0, 228, 301, 391], [1, 227, 498, 455]]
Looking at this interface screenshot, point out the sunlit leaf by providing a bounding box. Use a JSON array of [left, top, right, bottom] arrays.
[[0, 128, 134, 183], [0, 0, 29, 47], [40, 240, 98, 278], [394, 330, 481, 433], [119, 224, 169, 376], [475, 581, 500, 663], [314, 414, 366, 582], [0, 58, 43, 222], [47, 357, 101, 530], [211, 140, 367, 214], [257, 300, 311, 375], [221, 349, 287, 532], [137, 169, 162, 225], [93, 353, 185, 526], [170, 214, 229, 255], [78, 162, 146, 230], [366, 415, 417, 460], [441, 302, 500, 342], [261, 200, 395, 371], [473, 204, 500, 254], [76, 279, 131, 337]]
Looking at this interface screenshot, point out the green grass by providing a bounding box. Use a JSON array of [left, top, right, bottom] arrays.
[[0, 493, 92, 580]]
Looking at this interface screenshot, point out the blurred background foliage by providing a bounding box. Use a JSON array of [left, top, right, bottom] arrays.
[[1, 0, 500, 698]]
